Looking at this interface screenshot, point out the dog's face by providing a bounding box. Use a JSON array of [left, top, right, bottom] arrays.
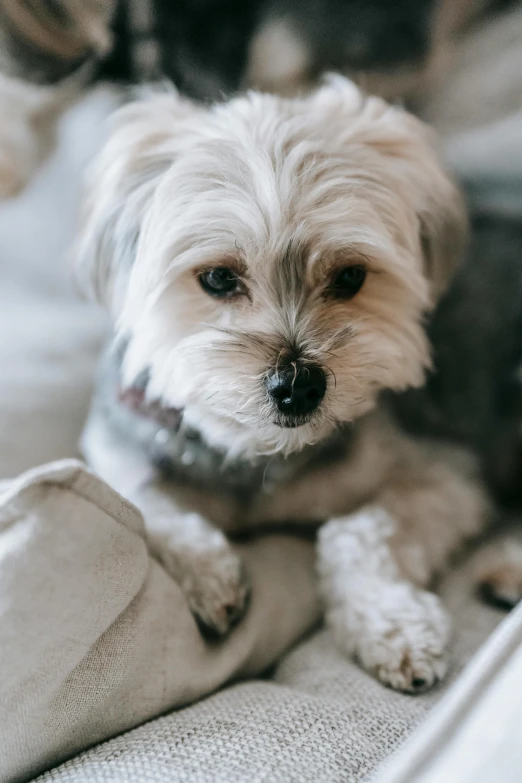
[[77, 78, 466, 458]]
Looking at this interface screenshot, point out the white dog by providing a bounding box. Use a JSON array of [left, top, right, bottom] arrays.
[[78, 77, 490, 693]]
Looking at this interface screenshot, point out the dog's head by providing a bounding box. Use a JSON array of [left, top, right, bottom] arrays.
[[77, 77, 466, 458]]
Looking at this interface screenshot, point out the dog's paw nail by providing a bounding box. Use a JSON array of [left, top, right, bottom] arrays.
[[224, 599, 245, 622], [182, 552, 250, 638], [374, 651, 447, 694], [333, 585, 451, 693], [196, 586, 251, 640]]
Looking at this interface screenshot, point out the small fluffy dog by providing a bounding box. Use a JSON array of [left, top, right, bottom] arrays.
[[79, 77, 491, 693]]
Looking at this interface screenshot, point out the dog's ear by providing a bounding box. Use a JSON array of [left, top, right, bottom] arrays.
[[312, 76, 468, 303], [75, 90, 201, 314]]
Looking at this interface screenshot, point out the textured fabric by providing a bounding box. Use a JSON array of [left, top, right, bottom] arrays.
[[0, 459, 319, 783], [27, 535, 508, 783]]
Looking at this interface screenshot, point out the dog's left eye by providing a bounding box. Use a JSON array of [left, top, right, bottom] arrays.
[[330, 265, 367, 299], [199, 267, 242, 298]]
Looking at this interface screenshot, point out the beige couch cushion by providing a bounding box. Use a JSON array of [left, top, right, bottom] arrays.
[[30, 534, 509, 783]]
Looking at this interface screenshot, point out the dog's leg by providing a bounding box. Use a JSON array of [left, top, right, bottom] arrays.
[[81, 408, 250, 638], [317, 443, 490, 692], [133, 481, 250, 637], [318, 505, 452, 692], [476, 536, 522, 610]]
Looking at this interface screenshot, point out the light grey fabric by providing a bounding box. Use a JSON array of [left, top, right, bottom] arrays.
[[30, 537, 508, 783]]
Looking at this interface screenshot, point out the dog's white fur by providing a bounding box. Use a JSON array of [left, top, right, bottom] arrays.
[[79, 78, 491, 691]]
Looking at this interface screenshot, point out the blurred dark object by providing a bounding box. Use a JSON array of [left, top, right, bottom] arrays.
[[247, 0, 437, 98], [103, 0, 260, 99], [391, 206, 522, 507], [281, 0, 434, 69]]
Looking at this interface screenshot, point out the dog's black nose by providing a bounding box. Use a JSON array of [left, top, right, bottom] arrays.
[[266, 364, 326, 419]]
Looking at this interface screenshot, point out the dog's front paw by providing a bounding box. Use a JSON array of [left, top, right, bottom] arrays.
[[179, 547, 250, 638], [157, 541, 250, 637], [329, 583, 451, 693]]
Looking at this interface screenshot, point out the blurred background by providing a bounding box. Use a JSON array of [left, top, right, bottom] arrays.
[[2, 0, 522, 247], [1, 0, 522, 264]]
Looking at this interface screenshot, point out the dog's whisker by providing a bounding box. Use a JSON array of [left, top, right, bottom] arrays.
[[324, 366, 337, 389]]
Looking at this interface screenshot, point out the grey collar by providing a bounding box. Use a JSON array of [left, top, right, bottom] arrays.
[[103, 342, 354, 499]]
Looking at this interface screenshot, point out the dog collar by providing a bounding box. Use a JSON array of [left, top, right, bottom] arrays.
[[118, 384, 182, 432], [109, 343, 354, 497]]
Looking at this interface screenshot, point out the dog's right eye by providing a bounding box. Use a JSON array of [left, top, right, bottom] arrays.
[[198, 267, 242, 298], [330, 265, 367, 299]]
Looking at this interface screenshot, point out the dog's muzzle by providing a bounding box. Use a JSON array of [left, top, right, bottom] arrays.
[[266, 363, 326, 426]]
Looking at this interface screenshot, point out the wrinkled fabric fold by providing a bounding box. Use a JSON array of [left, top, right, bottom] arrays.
[[0, 459, 319, 783]]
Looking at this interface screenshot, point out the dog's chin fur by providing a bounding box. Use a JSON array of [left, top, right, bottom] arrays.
[[181, 403, 333, 460], [77, 76, 466, 460]]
